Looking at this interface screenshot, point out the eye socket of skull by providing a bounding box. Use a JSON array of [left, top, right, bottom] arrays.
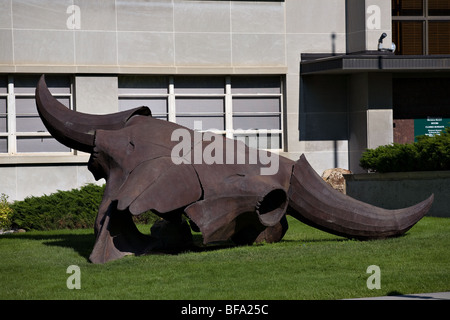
[[88, 148, 108, 181], [87, 129, 127, 180], [256, 189, 288, 227]]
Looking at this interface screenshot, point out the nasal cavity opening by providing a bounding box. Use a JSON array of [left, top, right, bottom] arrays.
[[257, 189, 287, 226]]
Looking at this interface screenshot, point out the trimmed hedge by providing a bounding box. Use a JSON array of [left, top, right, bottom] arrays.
[[11, 184, 159, 231], [360, 128, 450, 173], [11, 184, 105, 231]]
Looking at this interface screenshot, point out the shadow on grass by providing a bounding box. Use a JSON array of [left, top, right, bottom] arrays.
[[4, 229, 352, 262], [4, 232, 95, 261], [4, 231, 240, 261], [43, 235, 95, 260]]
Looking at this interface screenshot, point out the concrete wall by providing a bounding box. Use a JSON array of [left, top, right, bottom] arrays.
[[346, 0, 392, 53], [285, 0, 347, 173], [345, 171, 450, 217], [75, 76, 118, 115], [298, 74, 349, 170], [0, 163, 104, 201], [0, 0, 289, 72]]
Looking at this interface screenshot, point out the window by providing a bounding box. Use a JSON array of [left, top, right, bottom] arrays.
[[392, 0, 450, 55], [174, 76, 226, 131], [392, 20, 424, 54], [118, 75, 169, 121], [428, 0, 450, 16], [392, 0, 423, 16], [118, 75, 283, 150], [428, 21, 450, 54], [231, 76, 282, 150], [0, 75, 72, 155]]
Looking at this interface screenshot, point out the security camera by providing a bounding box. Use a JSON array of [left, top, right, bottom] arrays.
[[378, 33, 395, 52], [378, 33, 387, 44]]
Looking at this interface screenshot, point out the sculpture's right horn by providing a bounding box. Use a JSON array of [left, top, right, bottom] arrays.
[[35, 75, 151, 153], [287, 155, 434, 240]]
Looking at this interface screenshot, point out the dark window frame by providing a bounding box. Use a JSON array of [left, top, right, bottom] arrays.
[[392, 0, 450, 55]]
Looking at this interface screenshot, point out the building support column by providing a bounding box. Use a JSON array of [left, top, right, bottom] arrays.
[[348, 73, 393, 173]]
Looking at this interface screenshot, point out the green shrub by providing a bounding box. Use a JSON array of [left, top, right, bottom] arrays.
[[10, 184, 160, 231], [0, 194, 14, 230], [11, 184, 105, 231], [415, 131, 450, 171], [360, 128, 450, 173]]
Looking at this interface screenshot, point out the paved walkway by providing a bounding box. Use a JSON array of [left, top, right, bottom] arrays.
[[348, 292, 450, 300]]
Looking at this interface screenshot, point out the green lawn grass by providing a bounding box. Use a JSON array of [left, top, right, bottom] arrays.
[[1, 216, 449, 300]]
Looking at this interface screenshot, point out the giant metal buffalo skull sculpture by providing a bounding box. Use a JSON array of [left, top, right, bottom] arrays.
[[36, 75, 433, 264]]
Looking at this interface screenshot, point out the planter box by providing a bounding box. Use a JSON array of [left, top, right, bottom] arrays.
[[344, 171, 450, 218]]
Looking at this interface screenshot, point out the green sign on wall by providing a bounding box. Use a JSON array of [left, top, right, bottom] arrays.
[[414, 117, 450, 141]]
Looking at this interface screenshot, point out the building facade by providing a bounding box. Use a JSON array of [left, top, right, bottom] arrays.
[[0, 0, 449, 200]]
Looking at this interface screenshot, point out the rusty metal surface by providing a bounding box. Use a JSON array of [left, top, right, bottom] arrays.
[[35, 75, 434, 264], [35, 78, 150, 153]]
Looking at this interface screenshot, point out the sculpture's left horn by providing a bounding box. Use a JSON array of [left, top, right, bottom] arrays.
[[36, 75, 151, 153], [287, 155, 433, 240]]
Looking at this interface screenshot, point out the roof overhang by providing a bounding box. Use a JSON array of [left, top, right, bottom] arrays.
[[300, 52, 450, 75]]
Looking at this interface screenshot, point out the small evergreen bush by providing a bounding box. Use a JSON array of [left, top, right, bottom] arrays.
[[360, 128, 450, 173], [10, 184, 160, 231], [11, 184, 105, 231], [0, 194, 13, 230]]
